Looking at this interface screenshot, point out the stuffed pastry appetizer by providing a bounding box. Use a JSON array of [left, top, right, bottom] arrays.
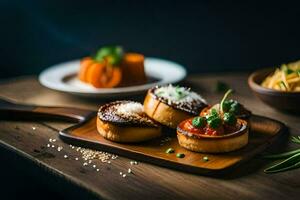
[[97, 101, 161, 143], [144, 85, 207, 129], [177, 90, 249, 153]]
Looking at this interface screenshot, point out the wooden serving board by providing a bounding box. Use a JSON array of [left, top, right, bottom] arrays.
[[59, 115, 286, 175]]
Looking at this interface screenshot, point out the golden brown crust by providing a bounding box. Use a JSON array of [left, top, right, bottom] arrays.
[[177, 119, 249, 153], [98, 100, 159, 127], [97, 118, 161, 143], [143, 91, 194, 128]]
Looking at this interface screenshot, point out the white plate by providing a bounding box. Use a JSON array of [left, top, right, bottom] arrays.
[[39, 57, 186, 97]]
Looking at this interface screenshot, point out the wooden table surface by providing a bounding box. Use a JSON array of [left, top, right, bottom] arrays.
[[0, 74, 299, 200]]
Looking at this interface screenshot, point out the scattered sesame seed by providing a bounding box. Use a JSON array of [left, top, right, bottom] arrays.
[[203, 156, 209, 162], [75, 157, 79, 161], [83, 162, 88, 166], [107, 161, 111, 164], [49, 138, 52, 142], [51, 145, 55, 148], [88, 160, 92, 163], [32, 127, 36, 130], [120, 172, 123, 175], [122, 174, 126, 178], [47, 144, 50, 148], [134, 161, 138, 165], [64, 155, 68, 158], [130, 161, 134, 165], [128, 168, 132, 173], [52, 139, 56, 142], [93, 165, 96, 168], [96, 169, 100, 172]]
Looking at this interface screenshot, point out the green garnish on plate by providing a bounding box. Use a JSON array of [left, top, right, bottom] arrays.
[[94, 45, 124, 65], [165, 148, 175, 154], [174, 85, 188, 100], [176, 153, 185, 158]]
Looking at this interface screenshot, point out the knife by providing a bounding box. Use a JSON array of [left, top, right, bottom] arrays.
[[0, 98, 96, 123]]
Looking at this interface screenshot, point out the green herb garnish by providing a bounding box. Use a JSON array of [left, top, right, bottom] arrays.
[[263, 149, 300, 159], [297, 69, 300, 77], [281, 64, 294, 75], [165, 148, 175, 154], [176, 153, 185, 158], [223, 112, 237, 125], [205, 108, 222, 129], [222, 100, 232, 112], [264, 153, 300, 174], [210, 108, 219, 116], [291, 136, 300, 144], [229, 102, 240, 114], [174, 86, 187, 100], [220, 89, 233, 113], [94, 45, 124, 65], [207, 115, 222, 129], [263, 136, 300, 173], [192, 117, 206, 128], [279, 81, 288, 91]]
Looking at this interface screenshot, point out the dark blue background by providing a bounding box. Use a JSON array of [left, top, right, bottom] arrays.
[[1, 0, 300, 79]]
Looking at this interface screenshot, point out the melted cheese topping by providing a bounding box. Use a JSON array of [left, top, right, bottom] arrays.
[[154, 84, 206, 105], [116, 102, 144, 117]]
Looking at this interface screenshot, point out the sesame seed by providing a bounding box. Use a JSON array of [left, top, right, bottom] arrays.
[[75, 157, 79, 161], [32, 127, 36, 130], [83, 162, 88, 166], [93, 165, 96, 168], [203, 156, 209, 162], [122, 174, 126, 178], [130, 161, 134, 165], [47, 144, 50, 147], [120, 172, 123, 175], [49, 138, 52, 142], [128, 168, 132, 173], [51, 145, 55, 148], [52, 139, 56, 142], [64, 155, 68, 158], [96, 169, 100, 172]]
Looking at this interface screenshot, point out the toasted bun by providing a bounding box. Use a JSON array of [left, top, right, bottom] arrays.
[[97, 118, 161, 143], [144, 92, 193, 128], [97, 101, 161, 143], [177, 119, 249, 153], [143, 86, 207, 128]]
